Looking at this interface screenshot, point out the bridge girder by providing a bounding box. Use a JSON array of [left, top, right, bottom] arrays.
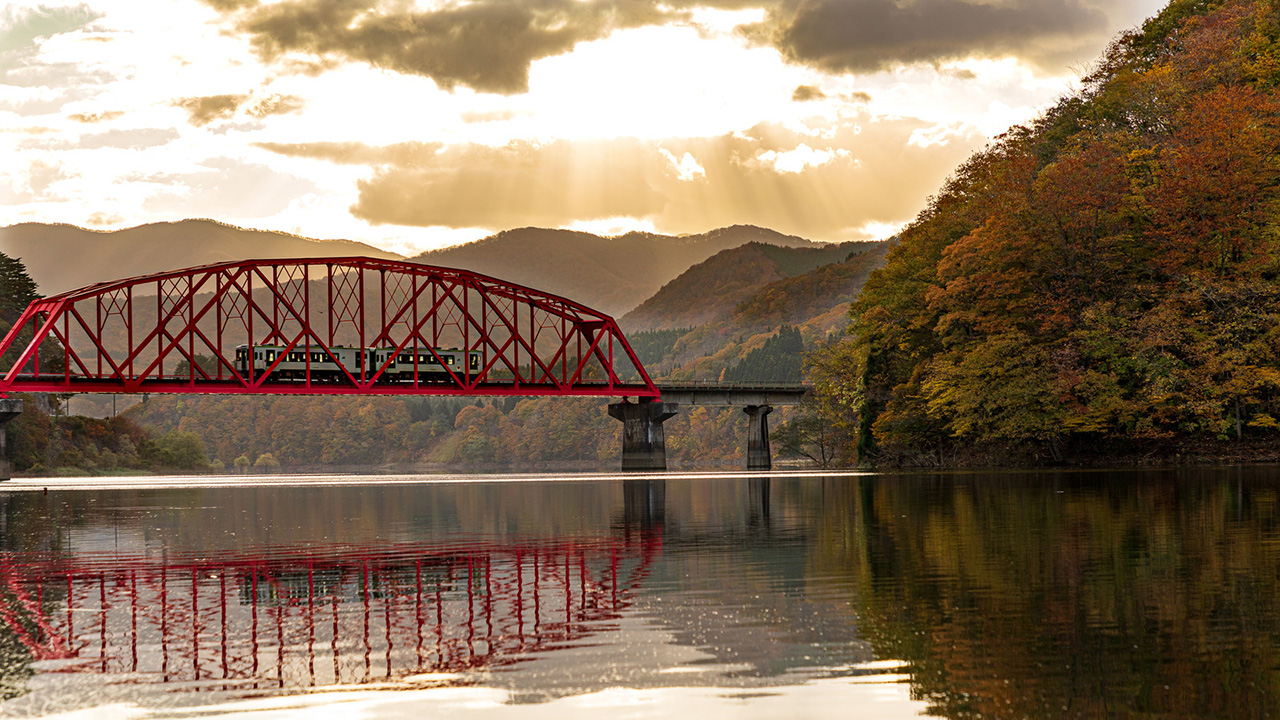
[[0, 257, 657, 398]]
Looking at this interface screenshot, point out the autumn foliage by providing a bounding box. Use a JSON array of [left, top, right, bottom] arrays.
[[814, 0, 1280, 464]]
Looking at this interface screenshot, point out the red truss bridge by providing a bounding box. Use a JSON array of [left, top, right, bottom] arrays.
[[0, 257, 658, 398]]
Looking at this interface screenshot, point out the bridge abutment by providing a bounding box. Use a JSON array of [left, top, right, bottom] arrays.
[[608, 399, 678, 471], [0, 399, 22, 481], [743, 405, 773, 470]]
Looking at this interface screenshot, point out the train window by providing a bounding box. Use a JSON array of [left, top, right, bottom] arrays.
[[471, 354, 480, 370]]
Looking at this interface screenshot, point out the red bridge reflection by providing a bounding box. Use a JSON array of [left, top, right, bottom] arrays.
[[0, 535, 660, 689]]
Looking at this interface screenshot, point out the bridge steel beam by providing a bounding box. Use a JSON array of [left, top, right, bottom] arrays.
[[0, 258, 658, 399]]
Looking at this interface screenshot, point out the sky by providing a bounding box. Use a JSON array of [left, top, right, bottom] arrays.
[[1, 0, 1168, 256]]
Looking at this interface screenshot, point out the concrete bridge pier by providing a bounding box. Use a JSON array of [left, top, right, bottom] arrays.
[[744, 405, 773, 470], [608, 399, 678, 471], [0, 399, 22, 481]]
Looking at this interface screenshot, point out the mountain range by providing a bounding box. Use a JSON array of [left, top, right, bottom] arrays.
[[2, 218, 892, 388], [409, 225, 825, 317], [5, 221, 833, 318], [0, 219, 403, 296]]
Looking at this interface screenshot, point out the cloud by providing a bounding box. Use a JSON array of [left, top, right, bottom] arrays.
[[203, 0, 1125, 96], [207, 0, 684, 95], [0, 4, 101, 74], [348, 138, 669, 228], [23, 158, 70, 197], [258, 113, 985, 241], [68, 110, 124, 123], [19, 127, 179, 151], [461, 109, 523, 124], [246, 93, 304, 118], [0, 4, 111, 112], [753, 143, 850, 173], [140, 157, 321, 219], [792, 84, 825, 101], [86, 211, 123, 226], [254, 141, 441, 166], [660, 148, 707, 181], [172, 92, 302, 126], [173, 94, 248, 126], [750, 0, 1110, 73]]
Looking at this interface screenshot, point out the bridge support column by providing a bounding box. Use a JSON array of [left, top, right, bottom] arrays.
[[608, 399, 678, 471], [744, 404, 773, 471], [0, 399, 22, 481]]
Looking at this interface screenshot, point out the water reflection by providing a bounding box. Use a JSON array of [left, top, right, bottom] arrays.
[[3, 468, 1279, 718], [0, 486, 667, 699], [846, 467, 1280, 719]]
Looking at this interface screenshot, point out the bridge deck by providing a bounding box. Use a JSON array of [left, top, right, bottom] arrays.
[[656, 381, 810, 406]]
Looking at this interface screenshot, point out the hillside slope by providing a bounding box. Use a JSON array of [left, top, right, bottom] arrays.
[[814, 0, 1280, 465], [621, 241, 867, 331], [623, 240, 891, 379], [413, 225, 823, 317], [0, 220, 402, 295]]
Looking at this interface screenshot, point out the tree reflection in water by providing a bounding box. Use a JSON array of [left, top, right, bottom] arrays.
[[0, 468, 1276, 718], [827, 467, 1280, 719]]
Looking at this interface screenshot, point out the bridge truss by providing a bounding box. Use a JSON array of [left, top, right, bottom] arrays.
[[0, 258, 657, 397]]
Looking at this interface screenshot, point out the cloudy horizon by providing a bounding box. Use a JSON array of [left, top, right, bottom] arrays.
[[3, 0, 1166, 255]]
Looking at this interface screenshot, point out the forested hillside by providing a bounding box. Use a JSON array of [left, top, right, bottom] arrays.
[[811, 0, 1280, 465], [621, 241, 866, 331]]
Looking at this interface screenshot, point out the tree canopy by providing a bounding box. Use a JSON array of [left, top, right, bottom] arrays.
[[812, 0, 1280, 464]]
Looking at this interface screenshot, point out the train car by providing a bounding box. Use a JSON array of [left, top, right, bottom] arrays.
[[235, 344, 481, 382]]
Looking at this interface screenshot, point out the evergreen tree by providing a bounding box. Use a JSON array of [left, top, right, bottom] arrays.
[[724, 326, 803, 382], [0, 251, 38, 327]]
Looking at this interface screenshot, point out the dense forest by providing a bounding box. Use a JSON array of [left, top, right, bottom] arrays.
[[810, 0, 1280, 466]]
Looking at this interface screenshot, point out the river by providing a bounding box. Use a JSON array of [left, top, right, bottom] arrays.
[[0, 466, 1275, 718]]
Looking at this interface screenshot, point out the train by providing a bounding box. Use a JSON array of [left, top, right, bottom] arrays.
[[235, 344, 481, 381]]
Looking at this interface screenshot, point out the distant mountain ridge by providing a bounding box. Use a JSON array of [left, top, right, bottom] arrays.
[[627, 239, 892, 379], [0, 219, 403, 296], [411, 225, 825, 317], [621, 241, 870, 332]]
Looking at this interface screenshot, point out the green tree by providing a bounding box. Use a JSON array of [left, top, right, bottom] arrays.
[[0, 252, 38, 326], [253, 452, 281, 473], [154, 430, 209, 469]]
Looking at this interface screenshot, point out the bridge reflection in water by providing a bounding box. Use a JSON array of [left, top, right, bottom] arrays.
[[0, 490, 664, 692]]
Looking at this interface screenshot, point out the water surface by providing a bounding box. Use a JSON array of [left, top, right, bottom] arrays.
[[0, 467, 1276, 718]]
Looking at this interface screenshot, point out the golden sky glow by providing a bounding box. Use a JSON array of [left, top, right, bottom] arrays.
[[2, 0, 1168, 254]]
